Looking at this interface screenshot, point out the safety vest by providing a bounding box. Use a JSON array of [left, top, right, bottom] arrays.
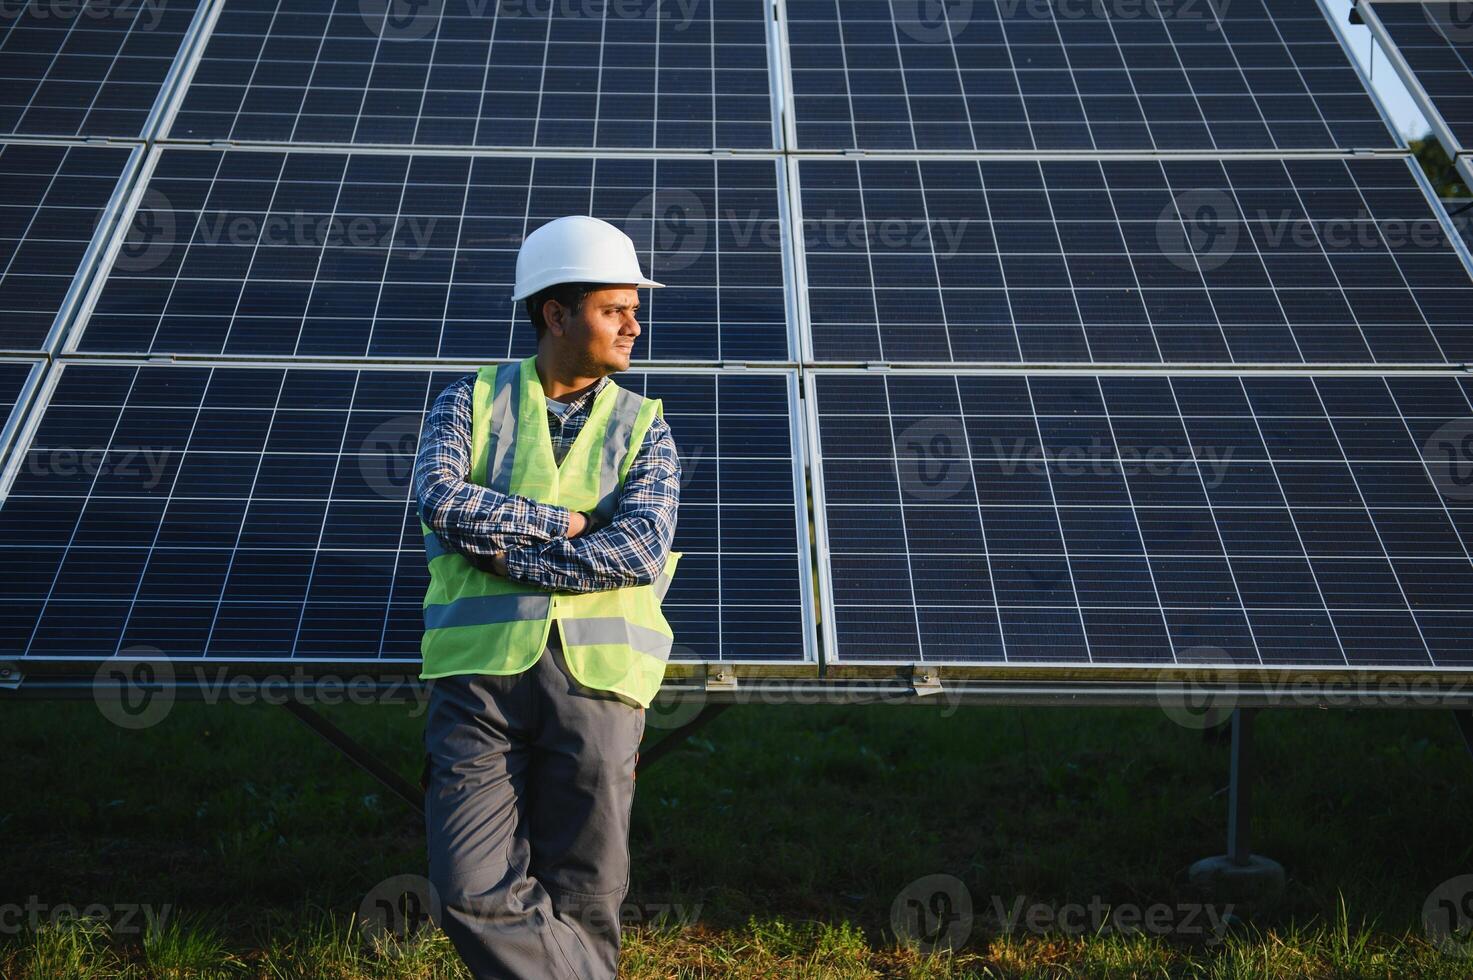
[[419, 354, 681, 708]]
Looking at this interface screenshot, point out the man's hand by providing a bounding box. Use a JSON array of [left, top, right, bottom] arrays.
[[486, 511, 591, 578], [567, 511, 594, 538]]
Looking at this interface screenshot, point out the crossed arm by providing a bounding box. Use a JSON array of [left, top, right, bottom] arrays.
[[413, 376, 681, 594]]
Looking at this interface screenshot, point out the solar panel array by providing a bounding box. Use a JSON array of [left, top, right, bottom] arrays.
[[1, 0, 1471, 685], [70, 148, 792, 362], [797, 155, 1473, 366], [809, 370, 1473, 668], [166, 0, 777, 149], [0, 0, 205, 138], [0, 362, 809, 664], [1362, 2, 1473, 156], [785, 0, 1396, 151]]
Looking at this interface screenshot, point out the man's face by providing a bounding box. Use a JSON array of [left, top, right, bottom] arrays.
[[545, 284, 641, 374]]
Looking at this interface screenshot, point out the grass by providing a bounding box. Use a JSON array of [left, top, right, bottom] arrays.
[[2, 696, 1471, 977]]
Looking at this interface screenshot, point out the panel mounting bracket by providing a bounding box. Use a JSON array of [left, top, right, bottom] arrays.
[[0, 662, 21, 690], [906, 665, 942, 697], [703, 664, 739, 692], [864, 362, 891, 371]]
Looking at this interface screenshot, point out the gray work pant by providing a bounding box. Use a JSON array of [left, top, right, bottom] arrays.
[[423, 626, 646, 980]]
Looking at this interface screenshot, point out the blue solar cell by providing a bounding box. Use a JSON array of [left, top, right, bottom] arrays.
[[0, 362, 811, 665], [785, 0, 1395, 151], [798, 155, 1473, 364], [0, 141, 136, 353], [71, 147, 792, 362], [0, 0, 204, 138], [167, 0, 775, 149], [811, 370, 1473, 669]]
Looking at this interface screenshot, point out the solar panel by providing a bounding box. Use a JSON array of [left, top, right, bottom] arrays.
[[0, 361, 813, 667], [796, 155, 1473, 365], [808, 369, 1473, 669], [1362, 1, 1473, 156], [0, 140, 138, 354], [783, 0, 1396, 152], [165, 0, 776, 150], [0, 0, 206, 139], [0, 358, 46, 469], [68, 147, 793, 362]]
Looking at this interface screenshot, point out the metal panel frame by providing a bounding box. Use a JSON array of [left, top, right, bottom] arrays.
[[136, 0, 222, 142], [788, 152, 1473, 370], [61, 142, 802, 366], [1358, 1, 1469, 162], [0, 356, 818, 677], [0, 141, 143, 358], [804, 364, 1473, 684]]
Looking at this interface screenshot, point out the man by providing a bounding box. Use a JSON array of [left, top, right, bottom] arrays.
[[413, 214, 682, 979]]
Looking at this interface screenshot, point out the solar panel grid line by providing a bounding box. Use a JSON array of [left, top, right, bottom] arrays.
[[0, 358, 817, 669], [801, 366, 1473, 672], [159, 0, 780, 151], [0, 139, 142, 356], [780, 0, 1400, 153], [1357, 0, 1468, 165], [0, 0, 212, 140], [791, 152, 1473, 368], [60, 143, 798, 364]]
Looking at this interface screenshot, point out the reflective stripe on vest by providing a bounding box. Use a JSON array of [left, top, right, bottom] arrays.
[[420, 353, 681, 709]]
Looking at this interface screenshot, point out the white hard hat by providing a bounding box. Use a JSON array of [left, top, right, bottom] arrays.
[[510, 214, 665, 302]]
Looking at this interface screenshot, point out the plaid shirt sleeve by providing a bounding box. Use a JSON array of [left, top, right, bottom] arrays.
[[502, 413, 681, 594], [413, 374, 573, 558]]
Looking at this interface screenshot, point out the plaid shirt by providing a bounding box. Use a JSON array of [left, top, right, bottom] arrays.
[[414, 371, 681, 594]]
